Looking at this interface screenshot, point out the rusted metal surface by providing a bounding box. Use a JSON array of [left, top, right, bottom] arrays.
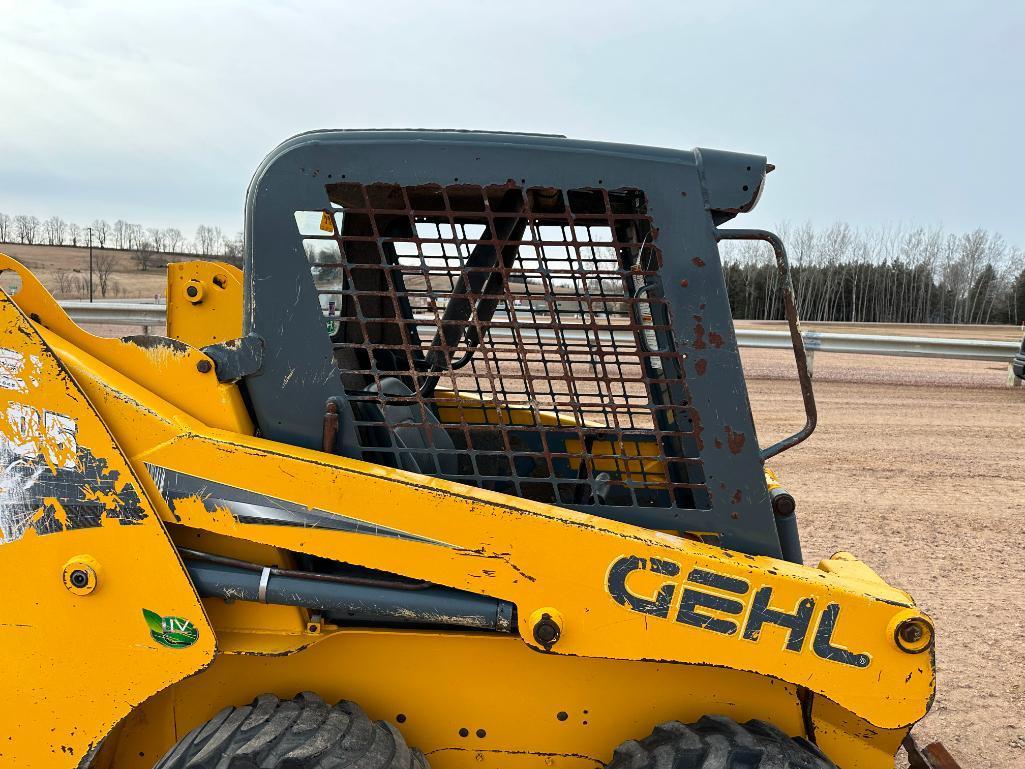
[[322, 400, 339, 453], [310, 181, 708, 514], [902, 735, 965, 769], [715, 229, 816, 459], [243, 131, 786, 557]]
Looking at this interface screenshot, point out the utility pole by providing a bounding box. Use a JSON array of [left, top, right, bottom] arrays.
[[87, 226, 94, 302]]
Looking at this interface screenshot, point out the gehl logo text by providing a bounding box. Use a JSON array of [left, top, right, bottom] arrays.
[[606, 556, 870, 668]]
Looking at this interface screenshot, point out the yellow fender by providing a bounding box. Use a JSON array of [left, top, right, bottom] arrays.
[[0, 287, 214, 768]]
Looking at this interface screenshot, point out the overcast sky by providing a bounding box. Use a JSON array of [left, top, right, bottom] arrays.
[[1, 1, 1022, 245]]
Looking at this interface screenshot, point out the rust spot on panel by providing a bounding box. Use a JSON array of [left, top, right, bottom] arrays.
[[695, 359, 708, 376], [714, 438, 723, 450], [709, 331, 724, 349], [693, 317, 706, 350], [691, 411, 704, 451], [692, 256, 706, 267], [724, 426, 746, 455], [731, 489, 742, 504]]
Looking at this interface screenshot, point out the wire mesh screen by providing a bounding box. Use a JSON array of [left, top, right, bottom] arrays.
[[296, 182, 709, 512]]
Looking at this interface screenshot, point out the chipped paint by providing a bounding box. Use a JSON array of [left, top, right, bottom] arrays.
[[0, 366, 148, 544], [693, 317, 706, 349], [724, 426, 746, 455], [606, 556, 872, 669], [147, 463, 456, 549], [0, 347, 40, 392]]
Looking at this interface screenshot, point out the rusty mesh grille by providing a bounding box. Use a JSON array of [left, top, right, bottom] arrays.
[[297, 183, 709, 511]]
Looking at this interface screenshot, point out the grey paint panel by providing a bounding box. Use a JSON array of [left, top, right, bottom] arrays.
[[240, 130, 781, 557]]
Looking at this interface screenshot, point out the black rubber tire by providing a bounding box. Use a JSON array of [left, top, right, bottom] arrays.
[[153, 692, 429, 769], [607, 716, 837, 769]]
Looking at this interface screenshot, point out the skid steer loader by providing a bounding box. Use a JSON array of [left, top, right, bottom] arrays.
[[0, 131, 956, 769]]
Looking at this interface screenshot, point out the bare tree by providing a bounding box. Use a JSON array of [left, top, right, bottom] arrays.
[[721, 221, 1025, 325], [69, 274, 88, 295], [221, 231, 245, 265], [146, 227, 165, 252], [1010, 260, 1025, 326], [126, 223, 143, 250], [163, 227, 183, 253], [68, 222, 82, 247], [55, 268, 73, 295], [132, 239, 159, 271], [94, 251, 117, 297], [14, 215, 40, 244], [43, 216, 66, 245], [195, 225, 216, 255], [112, 220, 126, 250], [91, 219, 110, 248], [0, 213, 10, 243]]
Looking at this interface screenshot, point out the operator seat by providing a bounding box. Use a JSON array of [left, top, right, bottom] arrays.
[[356, 377, 458, 476]]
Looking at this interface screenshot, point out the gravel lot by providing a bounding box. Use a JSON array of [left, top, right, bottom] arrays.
[[744, 347, 1024, 769]]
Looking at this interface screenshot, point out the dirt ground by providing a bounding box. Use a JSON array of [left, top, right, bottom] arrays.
[[744, 348, 1025, 769]]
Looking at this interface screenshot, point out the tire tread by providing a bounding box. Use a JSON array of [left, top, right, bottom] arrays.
[[153, 693, 425, 769], [606, 716, 836, 769]]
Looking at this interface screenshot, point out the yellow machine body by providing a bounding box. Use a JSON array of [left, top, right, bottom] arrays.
[[0, 255, 934, 769]]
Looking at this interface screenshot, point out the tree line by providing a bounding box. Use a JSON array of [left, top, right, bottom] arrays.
[[0, 212, 242, 267], [3, 211, 1024, 325], [720, 223, 1025, 326]]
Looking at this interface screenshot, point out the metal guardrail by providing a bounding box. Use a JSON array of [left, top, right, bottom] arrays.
[[58, 301, 1023, 371], [736, 328, 1020, 363], [62, 301, 166, 329]]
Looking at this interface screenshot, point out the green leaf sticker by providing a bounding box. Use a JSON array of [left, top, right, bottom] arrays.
[[142, 608, 199, 649]]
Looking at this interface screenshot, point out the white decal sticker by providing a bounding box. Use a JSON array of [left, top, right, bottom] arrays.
[[0, 405, 80, 543], [0, 348, 27, 392]]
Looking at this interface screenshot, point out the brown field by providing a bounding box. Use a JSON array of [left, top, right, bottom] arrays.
[[0, 242, 186, 300], [745, 348, 1024, 769], [5, 241, 1023, 766]]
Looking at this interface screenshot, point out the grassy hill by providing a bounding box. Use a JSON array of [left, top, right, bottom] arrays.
[[0, 242, 220, 300]]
